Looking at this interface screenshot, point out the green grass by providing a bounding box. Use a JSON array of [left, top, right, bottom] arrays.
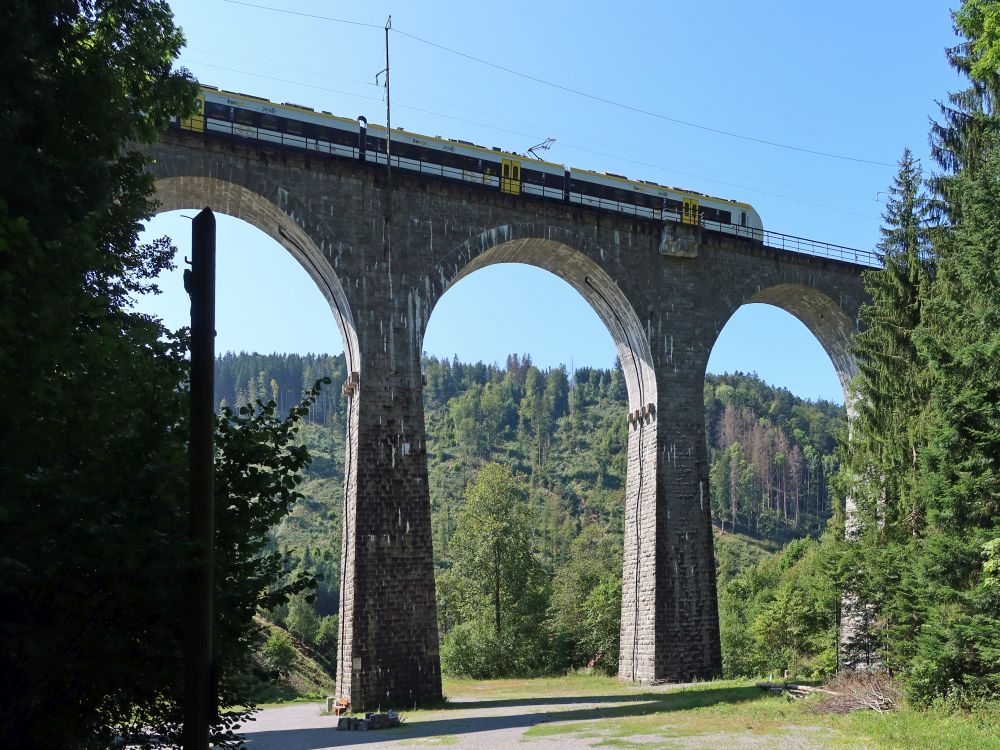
[[442, 672, 638, 701], [238, 674, 997, 749], [431, 675, 1000, 750]]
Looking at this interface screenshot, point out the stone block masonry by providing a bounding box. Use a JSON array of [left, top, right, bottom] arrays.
[[147, 131, 867, 708]]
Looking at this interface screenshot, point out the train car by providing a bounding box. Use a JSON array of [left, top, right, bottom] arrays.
[[361, 120, 566, 198], [195, 87, 363, 159], [172, 85, 764, 240]]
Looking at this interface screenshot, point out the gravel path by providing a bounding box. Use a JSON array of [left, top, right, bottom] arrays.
[[235, 691, 686, 750]]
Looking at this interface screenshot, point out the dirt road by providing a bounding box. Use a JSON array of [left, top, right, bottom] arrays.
[[236, 691, 688, 750]]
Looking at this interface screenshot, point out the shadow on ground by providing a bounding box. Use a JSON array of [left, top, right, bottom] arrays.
[[240, 685, 765, 749]]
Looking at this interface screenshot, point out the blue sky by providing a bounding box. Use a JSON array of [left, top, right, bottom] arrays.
[[136, 1, 963, 404]]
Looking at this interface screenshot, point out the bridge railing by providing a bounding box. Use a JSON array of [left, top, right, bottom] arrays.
[[172, 120, 882, 268], [700, 218, 881, 267]]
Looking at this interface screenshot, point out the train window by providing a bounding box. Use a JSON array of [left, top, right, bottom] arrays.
[[522, 169, 545, 185], [235, 108, 255, 125], [393, 141, 422, 161], [320, 125, 342, 144], [634, 193, 661, 209], [332, 127, 356, 147], [740, 211, 747, 226], [259, 114, 278, 131], [284, 119, 304, 136], [700, 207, 732, 224], [205, 102, 230, 119]]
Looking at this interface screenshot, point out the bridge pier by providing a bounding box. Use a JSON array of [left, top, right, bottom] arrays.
[[619, 367, 721, 682], [335, 314, 441, 710]]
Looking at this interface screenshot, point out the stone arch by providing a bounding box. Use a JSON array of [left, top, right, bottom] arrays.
[[748, 283, 857, 394], [711, 279, 859, 403], [426, 223, 657, 413], [152, 176, 360, 374]]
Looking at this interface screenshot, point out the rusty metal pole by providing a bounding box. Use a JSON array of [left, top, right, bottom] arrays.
[[183, 207, 216, 750]]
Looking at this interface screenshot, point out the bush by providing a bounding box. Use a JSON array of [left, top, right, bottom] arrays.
[[316, 615, 338, 662], [580, 578, 621, 675], [262, 630, 296, 675], [440, 619, 545, 678], [286, 595, 320, 646]]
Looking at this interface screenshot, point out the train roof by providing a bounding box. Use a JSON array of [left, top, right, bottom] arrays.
[[199, 84, 756, 212], [569, 166, 753, 210], [363, 121, 566, 171]]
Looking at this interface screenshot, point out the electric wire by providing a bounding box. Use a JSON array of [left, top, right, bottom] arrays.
[[221, 0, 894, 167], [223, 0, 383, 28], [186, 47, 880, 205], [179, 58, 878, 220]]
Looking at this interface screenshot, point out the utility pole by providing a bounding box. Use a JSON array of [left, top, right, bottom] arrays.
[[183, 207, 216, 750], [376, 15, 392, 181], [376, 15, 393, 255]]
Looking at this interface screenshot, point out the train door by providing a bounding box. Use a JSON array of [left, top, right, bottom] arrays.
[[682, 197, 700, 225], [501, 158, 521, 195], [179, 92, 205, 132]]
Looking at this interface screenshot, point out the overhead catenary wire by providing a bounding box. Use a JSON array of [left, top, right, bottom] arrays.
[[179, 58, 879, 220], [185, 47, 880, 204], [221, 0, 894, 167]]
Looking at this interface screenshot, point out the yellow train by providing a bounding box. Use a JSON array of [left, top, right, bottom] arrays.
[[176, 86, 764, 238]]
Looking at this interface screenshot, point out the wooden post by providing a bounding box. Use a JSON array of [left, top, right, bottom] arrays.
[[183, 207, 216, 750]]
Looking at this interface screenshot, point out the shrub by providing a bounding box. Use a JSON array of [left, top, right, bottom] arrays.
[[262, 630, 296, 675]]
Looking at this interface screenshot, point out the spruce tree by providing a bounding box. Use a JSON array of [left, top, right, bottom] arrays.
[[848, 149, 933, 539], [930, 2, 1000, 216], [906, 150, 1000, 705], [838, 150, 933, 670]]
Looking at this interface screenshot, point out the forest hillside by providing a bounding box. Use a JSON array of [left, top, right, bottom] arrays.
[[217, 352, 845, 679]]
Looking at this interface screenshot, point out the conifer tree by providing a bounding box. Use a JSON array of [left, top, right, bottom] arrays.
[[846, 149, 933, 539], [930, 2, 1000, 215], [906, 145, 1000, 705], [836, 150, 935, 672]]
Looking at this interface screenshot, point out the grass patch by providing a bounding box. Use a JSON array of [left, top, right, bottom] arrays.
[[239, 674, 999, 749], [442, 672, 638, 701], [512, 679, 1000, 750]]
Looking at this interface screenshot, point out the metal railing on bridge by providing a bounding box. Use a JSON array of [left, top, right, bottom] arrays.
[[171, 119, 883, 270], [699, 218, 881, 268]]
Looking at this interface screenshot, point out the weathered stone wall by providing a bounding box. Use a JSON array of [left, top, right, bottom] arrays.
[[146, 131, 866, 706]]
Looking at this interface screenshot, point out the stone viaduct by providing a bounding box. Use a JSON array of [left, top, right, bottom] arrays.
[[147, 129, 869, 710]]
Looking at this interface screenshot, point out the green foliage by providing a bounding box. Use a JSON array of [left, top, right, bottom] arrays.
[[263, 630, 297, 675], [579, 578, 622, 674], [0, 1, 333, 738], [439, 463, 550, 677], [836, 5, 1000, 709], [843, 148, 932, 541], [286, 594, 321, 646], [0, 1, 215, 747], [547, 524, 622, 671], [440, 620, 542, 679], [717, 534, 840, 679], [316, 615, 339, 661], [224, 351, 845, 683], [706, 374, 842, 539]]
